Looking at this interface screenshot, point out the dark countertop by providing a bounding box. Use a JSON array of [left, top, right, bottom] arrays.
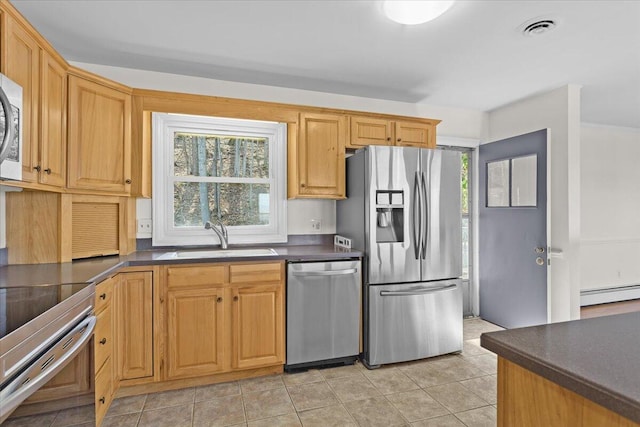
[[480, 313, 640, 423], [0, 245, 362, 287]]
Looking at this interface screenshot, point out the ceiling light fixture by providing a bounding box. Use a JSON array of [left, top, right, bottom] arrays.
[[383, 0, 455, 25]]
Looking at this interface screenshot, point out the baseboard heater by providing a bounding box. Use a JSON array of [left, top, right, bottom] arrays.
[[580, 284, 640, 306]]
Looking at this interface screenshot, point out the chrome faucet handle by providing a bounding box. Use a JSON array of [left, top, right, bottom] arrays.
[[204, 220, 229, 249], [217, 219, 228, 239]]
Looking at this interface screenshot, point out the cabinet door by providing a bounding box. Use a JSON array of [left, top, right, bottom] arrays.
[[167, 288, 226, 379], [4, 17, 40, 183], [67, 75, 131, 193], [349, 116, 393, 148], [294, 112, 346, 198], [39, 51, 67, 187], [394, 121, 436, 148], [117, 271, 153, 380], [231, 283, 284, 370]]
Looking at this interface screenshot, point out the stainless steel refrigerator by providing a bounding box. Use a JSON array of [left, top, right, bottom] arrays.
[[337, 146, 463, 368]]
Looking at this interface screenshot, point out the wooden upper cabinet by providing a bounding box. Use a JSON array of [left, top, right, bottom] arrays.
[[348, 116, 437, 149], [2, 10, 69, 187], [39, 51, 67, 186], [349, 116, 393, 148], [291, 112, 346, 199], [4, 15, 40, 183], [395, 120, 435, 148], [67, 73, 132, 194]]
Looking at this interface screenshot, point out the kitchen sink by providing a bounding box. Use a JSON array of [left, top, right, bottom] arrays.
[[157, 248, 278, 260]]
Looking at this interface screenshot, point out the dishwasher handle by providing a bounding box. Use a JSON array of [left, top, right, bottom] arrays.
[[379, 284, 457, 297], [290, 268, 358, 277]]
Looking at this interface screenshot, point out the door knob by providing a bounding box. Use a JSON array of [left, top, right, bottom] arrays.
[[536, 257, 545, 266]]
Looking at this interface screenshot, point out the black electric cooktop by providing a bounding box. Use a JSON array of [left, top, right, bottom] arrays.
[[0, 283, 93, 339]]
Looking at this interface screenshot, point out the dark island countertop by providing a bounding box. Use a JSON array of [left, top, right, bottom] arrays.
[[481, 312, 640, 423], [0, 244, 362, 287]]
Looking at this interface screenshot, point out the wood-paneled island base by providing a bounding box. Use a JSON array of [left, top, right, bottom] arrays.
[[481, 313, 640, 427]]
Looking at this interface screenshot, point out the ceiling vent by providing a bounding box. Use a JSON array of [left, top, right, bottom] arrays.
[[520, 18, 558, 37]]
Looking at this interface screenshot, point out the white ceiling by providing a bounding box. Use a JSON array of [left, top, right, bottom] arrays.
[[12, 0, 640, 128]]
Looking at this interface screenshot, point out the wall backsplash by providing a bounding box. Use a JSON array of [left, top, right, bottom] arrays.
[[135, 197, 336, 240]]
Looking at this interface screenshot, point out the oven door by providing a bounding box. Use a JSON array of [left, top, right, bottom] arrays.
[[0, 73, 23, 180], [367, 279, 463, 367], [0, 314, 96, 423]]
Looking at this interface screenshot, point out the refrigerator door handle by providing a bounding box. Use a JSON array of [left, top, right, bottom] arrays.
[[413, 171, 422, 260], [421, 171, 428, 259], [379, 284, 458, 296]]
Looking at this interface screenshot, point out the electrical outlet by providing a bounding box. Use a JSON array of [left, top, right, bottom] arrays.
[[137, 219, 152, 234], [310, 219, 322, 232]]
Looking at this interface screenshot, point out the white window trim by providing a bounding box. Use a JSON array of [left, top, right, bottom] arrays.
[[152, 113, 287, 246]]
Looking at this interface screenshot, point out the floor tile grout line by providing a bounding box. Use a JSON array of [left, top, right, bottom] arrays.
[[239, 382, 249, 426]]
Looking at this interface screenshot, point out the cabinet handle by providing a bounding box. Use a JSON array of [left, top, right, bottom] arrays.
[[99, 396, 105, 404], [397, 138, 402, 142], [125, 179, 132, 184], [216, 297, 223, 303], [233, 295, 239, 302], [99, 338, 107, 345], [386, 137, 391, 141], [44, 168, 51, 174], [33, 165, 41, 172], [100, 293, 106, 300], [301, 183, 306, 187]]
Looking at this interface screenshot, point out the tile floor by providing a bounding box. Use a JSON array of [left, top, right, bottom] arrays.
[[5, 318, 504, 427]]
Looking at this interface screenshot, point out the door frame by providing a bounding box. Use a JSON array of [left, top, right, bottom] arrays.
[[437, 136, 480, 316]]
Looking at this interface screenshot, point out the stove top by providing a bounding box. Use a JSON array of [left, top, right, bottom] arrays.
[[0, 283, 93, 339]]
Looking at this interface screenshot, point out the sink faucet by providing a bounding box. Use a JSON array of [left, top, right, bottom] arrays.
[[204, 220, 228, 249]]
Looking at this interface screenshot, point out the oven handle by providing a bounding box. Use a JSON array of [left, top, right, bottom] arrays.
[[379, 284, 457, 296], [0, 315, 96, 424], [0, 86, 15, 164]]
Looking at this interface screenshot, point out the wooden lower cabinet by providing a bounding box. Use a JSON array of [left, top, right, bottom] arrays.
[[164, 261, 285, 381], [117, 271, 154, 381], [167, 287, 226, 378], [94, 276, 116, 427], [232, 284, 284, 370], [498, 357, 639, 427]]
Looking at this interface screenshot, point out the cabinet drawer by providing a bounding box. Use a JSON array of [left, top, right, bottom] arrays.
[[94, 278, 115, 314], [95, 356, 113, 425], [167, 265, 227, 288], [94, 306, 112, 372], [230, 262, 283, 284]]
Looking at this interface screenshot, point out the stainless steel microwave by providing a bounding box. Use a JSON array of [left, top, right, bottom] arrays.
[[0, 73, 23, 181]]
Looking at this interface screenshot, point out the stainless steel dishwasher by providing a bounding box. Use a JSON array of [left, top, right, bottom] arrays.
[[286, 259, 361, 370]]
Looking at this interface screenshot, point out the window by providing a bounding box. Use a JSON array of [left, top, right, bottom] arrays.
[[486, 154, 537, 208], [152, 113, 287, 246]]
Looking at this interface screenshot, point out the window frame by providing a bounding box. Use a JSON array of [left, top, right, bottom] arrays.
[[152, 113, 287, 246]]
